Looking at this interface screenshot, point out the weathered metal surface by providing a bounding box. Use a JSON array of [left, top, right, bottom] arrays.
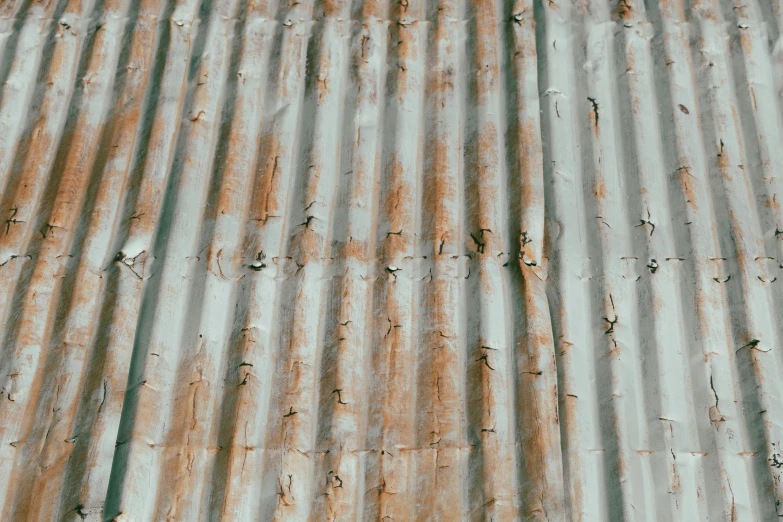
[[0, 0, 782, 518]]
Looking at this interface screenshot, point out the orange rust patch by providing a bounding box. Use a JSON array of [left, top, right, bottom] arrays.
[[340, 237, 369, 261], [516, 312, 561, 517], [478, 122, 500, 167], [594, 179, 607, 199], [247, 0, 270, 14], [631, 96, 641, 115], [423, 131, 458, 254], [678, 167, 699, 211], [428, 67, 456, 96], [613, 0, 632, 19], [291, 223, 324, 266], [383, 155, 414, 257], [696, 1, 719, 21], [476, 122, 500, 235], [479, 263, 495, 294], [360, 0, 383, 18], [252, 135, 282, 223], [730, 106, 741, 134], [321, 0, 342, 18], [625, 49, 636, 72], [615, 453, 628, 479], [529, 328, 554, 351], [717, 148, 731, 171], [392, 25, 417, 100], [740, 31, 752, 54]]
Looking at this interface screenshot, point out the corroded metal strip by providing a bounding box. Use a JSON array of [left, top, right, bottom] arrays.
[[619, 0, 707, 517], [213, 0, 312, 518], [260, 3, 347, 519], [464, 0, 516, 516], [538, 0, 605, 517], [509, 0, 566, 518], [198, 3, 276, 520], [101, 0, 203, 517], [110, 0, 241, 517], [0, 0, 99, 516], [362, 0, 423, 518], [580, 1, 654, 517], [46, 1, 167, 516], [415, 0, 466, 518], [654, 0, 759, 517], [0, 0, 59, 200], [3, 0, 141, 518], [690, 0, 783, 517], [310, 2, 386, 519]]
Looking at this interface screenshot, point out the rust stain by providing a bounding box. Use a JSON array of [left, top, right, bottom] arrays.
[[594, 179, 607, 199], [613, 0, 632, 19], [252, 135, 282, 223], [678, 166, 699, 211]]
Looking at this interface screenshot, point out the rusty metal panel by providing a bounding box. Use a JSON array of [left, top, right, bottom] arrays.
[[0, 0, 782, 518]]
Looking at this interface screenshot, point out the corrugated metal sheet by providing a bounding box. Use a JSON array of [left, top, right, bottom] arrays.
[[0, 0, 782, 518]]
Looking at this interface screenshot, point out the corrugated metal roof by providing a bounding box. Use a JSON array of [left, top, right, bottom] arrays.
[[0, 0, 782, 518]]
